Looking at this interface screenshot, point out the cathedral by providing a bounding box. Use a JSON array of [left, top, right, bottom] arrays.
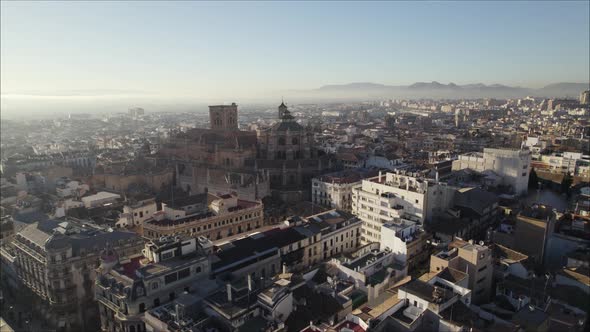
[[156, 102, 334, 203]]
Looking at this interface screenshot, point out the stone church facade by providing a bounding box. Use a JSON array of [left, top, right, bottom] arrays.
[[157, 102, 334, 203]]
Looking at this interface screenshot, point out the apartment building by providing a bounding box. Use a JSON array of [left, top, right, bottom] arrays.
[[429, 239, 493, 304], [514, 204, 556, 265], [95, 236, 212, 332], [302, 209, 363, 266], [142, 193, 263, 241], [116, 197, 158, 228], [452, 148, 532, 195], [13, 218, 144, 331], [352, 171, 455, 243], [312, 169, 376, 212], [212, 210, 362, 279], [380, 218, 432, 270], [534, 152, 590, 177], [372, 276, 473, 332]]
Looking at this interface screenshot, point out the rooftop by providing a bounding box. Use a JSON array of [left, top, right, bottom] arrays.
[[163, 193, 209, 210], [315, 169, 378, 184], [146, 199, 260, 227], [401, 279, 455, 304], [520, 204, 555, 220], [212, 227, 307, 272], [17, 218, 141, 255]]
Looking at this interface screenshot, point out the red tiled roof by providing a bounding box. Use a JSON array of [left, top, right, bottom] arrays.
[[120, 256, 144, 278], [335, 321, 366, 332]]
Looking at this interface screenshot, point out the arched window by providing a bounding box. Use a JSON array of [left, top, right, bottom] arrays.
[[139, 303, 145, 313], [196, 266, 202, 273], [292, 137, 299, 145], [278, 137, 286, 145], [130, 325, 136, 332]]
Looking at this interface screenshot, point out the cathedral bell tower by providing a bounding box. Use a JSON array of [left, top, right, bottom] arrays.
[[278, 100, 288, 119], [209, 103, 239, 131]]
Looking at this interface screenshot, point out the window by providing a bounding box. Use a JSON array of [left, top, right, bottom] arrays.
[[292, 138, 299, 145], [178, 268, 190, 279], [165, 273, 178, 284], [278, 137, 286, 145], [151, 282, 159, 290]]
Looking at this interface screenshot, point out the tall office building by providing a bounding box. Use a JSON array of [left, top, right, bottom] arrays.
[[352, 171, 456, 243]]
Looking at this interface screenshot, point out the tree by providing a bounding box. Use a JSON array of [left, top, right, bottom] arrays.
[[561, 172, 573, 196], [529, 168, 539, 189]]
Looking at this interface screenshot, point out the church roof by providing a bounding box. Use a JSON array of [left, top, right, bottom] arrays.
[[271, 120, 304, 132]]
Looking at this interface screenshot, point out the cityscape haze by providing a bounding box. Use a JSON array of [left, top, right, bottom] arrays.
[[1, 2, 589, 332], [1, 1, 589, 117]]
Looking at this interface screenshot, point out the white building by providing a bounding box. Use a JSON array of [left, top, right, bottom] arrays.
[[452, 148, 531, 195], [56, 180, 89, 198], [312, 170, 376, 212], [380, 219, 423, 265], [538, 152, 590, 176], [116, 198, 158, 228], [81, 191, 121, 208], [364, 155, 405, 170], [330, 243, 407, 302], [352, 171, 455, 243]]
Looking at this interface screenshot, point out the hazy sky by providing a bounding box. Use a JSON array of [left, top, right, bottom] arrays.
[[1, 1, 589, 111]]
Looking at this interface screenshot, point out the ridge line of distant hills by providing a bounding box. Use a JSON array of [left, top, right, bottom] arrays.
[[287, 81, 590, 100]]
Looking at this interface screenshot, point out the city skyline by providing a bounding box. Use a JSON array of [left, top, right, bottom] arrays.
[[1, 1, 589, 114]]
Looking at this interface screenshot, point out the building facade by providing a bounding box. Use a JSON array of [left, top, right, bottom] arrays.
[[13, 219, 144, 331], [312, 170, 376, 212], [95, 236, 212, 332], [352, 171, 455, 243], [379, 218, 432, 270], [429, 239, 493, 304], [452, 148, 531, 195], [142, 193, 264, 241]]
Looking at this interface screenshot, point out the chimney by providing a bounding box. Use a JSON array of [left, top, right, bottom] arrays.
[[226, 283, 232, 302], [378, 170, 382, 181], [248, 274, 253, 291], [282, 263, 287, 274]]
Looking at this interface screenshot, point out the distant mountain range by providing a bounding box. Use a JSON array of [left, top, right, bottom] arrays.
[[288, 81, 589, 101]]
